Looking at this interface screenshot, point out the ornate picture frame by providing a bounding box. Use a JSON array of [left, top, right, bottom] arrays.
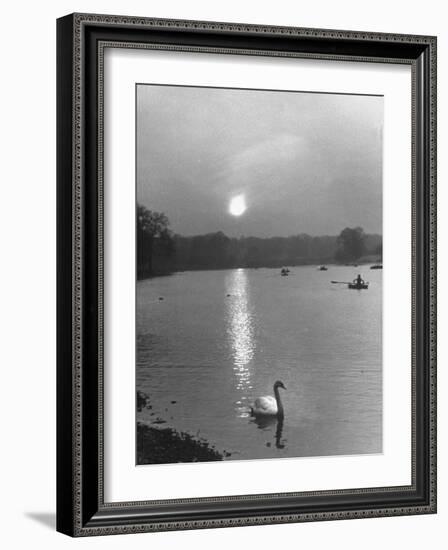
[[57, 13, 437, 536]]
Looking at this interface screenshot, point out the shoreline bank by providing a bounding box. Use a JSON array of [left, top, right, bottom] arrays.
[[137, 422, 230, 464]]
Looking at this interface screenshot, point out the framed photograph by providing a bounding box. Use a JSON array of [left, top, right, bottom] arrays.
[[57, 13, 437, 536]]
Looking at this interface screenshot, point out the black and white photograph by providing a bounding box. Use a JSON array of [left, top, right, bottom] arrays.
[[50, 6, 438, 540], [136, 84, 384, 465]]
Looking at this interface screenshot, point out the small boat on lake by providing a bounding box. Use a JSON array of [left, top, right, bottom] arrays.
[[348, 281, 369, 290], [331, 274, 369, 290], [370, 264, 383, 270], [280, 268, 289, 276], [318, 265, 328, 271], [348, 274, 368, 290]]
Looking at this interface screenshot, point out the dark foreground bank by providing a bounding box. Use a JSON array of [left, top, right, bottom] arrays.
[[137, 422, 231, 464]]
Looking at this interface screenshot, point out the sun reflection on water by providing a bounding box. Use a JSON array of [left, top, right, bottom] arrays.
[[226, 269, 255, 416]]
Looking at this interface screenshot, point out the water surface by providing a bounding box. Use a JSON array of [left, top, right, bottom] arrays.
[[136, 266, 382, 462]]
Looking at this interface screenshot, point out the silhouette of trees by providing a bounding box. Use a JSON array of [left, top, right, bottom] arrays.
[[334, 227, 367, 262], [136, 204, 381, 278], [375, 242, 383, 260], [174, 231, 231, 269], [137, 205, 170, 237], [172, 231, 379, 271], [137, 204, 174, 279]]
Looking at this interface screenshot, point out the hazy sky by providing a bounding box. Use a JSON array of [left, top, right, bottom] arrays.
[[137, 84, 383, 237]]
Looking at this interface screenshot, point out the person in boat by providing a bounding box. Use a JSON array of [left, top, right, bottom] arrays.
[[353, 274, 364, 286]]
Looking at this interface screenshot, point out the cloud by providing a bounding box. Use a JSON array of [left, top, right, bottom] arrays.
[[137, 85, 383, 236]]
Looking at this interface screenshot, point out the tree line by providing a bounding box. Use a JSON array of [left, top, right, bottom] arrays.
[[137, 204, 382, 279]]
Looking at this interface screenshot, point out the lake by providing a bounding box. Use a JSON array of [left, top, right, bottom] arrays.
[[136, 265, 382, 463]]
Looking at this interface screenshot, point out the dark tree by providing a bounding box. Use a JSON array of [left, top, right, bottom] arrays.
[[375, 242, 383, 260], [335, 227, 367, 262], [136, 215, 380, 274], [137, 204, 173, 278]]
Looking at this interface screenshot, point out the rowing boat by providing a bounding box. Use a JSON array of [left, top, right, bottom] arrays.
[[348, 282, 369, 290]]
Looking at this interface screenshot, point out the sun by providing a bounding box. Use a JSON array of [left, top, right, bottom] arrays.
[[229, 194, 247, 217]]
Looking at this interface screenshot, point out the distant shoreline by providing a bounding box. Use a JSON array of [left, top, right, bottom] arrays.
[[137, 257, 381, 281]]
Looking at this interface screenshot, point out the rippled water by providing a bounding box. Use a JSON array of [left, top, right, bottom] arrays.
[[136, 266, 382, 462]]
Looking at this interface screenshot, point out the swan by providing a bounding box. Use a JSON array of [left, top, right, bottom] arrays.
[[250, 381, 286, 418]]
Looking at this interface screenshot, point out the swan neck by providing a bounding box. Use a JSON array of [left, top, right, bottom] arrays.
[[274, 386, 284, 417]]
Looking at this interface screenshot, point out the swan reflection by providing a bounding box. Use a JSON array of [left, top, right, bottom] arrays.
[[252, 416, 286, 449], [226, 269, 255, 416]]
